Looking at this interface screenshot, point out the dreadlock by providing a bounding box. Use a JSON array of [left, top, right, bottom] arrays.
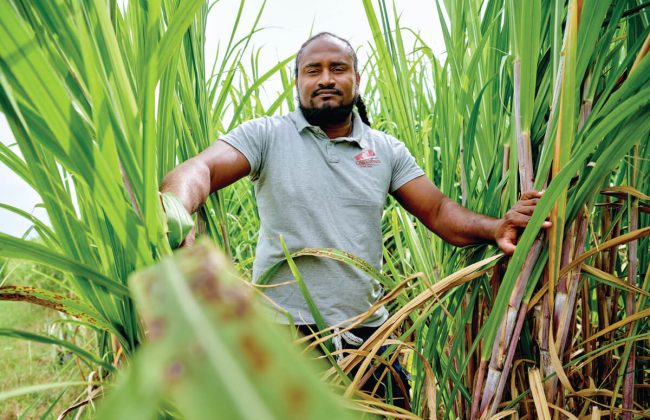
[[295, 32, 372, 128], [355, 96, 372, 128]]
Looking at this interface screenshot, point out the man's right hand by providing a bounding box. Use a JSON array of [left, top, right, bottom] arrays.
[[159, 140, 251, 248]]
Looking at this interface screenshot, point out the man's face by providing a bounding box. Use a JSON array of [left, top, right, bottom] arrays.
[[296, 36, 360, 125]]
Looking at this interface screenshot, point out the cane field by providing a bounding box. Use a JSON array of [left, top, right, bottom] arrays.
[[0, 0, 649, 418]]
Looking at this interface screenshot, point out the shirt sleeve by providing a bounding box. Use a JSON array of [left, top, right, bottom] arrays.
[[389, 136, 426, 193], [220, 117, 269, 181]]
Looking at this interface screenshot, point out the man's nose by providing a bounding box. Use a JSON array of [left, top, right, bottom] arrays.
[[317, 69, 335, 87]]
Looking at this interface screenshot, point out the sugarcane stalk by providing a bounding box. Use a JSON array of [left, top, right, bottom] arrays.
[[453, 356, 462, 416], [466, 295, 476, 393], [544, 66, 593, 401], [581, 275, 592, 380], [476, 0, 577, 411], [467, 301, 477, 392], [595, 279, 610, 382], [538, 293, 551, 394], [471, 265, 503, 419], [477, 61, 547, 410], [541, 220, 572, 399], [547, 210, 588, 402], [479, 240, 543, 414], [546, 80, 592, 401], [597, 205, 618, 384], [606, 206, 619, 273], [556, 211, 588, 353], [622, 147, 639, 420], [552, 221, 575, 334], [611, 284, 621, 329], [478, 323, 505, 415], [486, 302, 528, 418], [618, 35, 649, 408], [470, 359, 488, 419], [470, 263, 503, 419], [546, 12, 584, 399], [475, 20, 568, 410], [513, 59, 534, 193]]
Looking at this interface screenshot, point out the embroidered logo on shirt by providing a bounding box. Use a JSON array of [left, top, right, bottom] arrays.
[[354, 149, 381, 168]]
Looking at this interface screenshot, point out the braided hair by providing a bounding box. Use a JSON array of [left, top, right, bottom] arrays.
[[354, 95, 372, 128], [294, 32, 372, 128]]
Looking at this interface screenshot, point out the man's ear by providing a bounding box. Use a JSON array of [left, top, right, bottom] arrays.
[[355, 72, 361, 96]]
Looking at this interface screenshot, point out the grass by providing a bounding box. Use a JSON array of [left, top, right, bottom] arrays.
[[0, 303, 73, 418], [0, 261, 88, 419]]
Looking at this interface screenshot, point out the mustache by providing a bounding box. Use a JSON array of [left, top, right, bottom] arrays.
[[312, 88, 343, 97]]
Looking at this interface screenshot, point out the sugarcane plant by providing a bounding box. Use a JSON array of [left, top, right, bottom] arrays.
[[353, 0, 650, 417]]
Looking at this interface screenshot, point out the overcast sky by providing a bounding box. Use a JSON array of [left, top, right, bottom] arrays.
[[0, 0, 444, 237]]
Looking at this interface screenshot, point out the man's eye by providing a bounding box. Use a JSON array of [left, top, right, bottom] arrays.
[[333, 67, 345, 72], [305, 68, 319, 74]]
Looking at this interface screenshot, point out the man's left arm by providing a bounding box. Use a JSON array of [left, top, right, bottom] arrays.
[[392, 176, 550, 255]]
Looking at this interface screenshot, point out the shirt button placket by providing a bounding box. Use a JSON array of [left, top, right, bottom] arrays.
[[326, 141, 339, 163]]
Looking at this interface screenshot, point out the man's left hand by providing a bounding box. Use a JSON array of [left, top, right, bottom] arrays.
[[495, 190, 551, 255]]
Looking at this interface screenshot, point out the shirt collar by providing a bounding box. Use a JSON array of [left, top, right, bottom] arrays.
[[291, 109, 369, 148]]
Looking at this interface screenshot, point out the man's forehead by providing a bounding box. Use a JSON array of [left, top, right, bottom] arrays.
[[298, 37, 354, 66]]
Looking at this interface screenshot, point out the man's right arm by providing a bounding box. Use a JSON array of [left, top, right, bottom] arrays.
[[160, 140, 251, 219]]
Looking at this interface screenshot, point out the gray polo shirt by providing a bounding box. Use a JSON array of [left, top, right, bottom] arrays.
[[221, 110, 424, 327]]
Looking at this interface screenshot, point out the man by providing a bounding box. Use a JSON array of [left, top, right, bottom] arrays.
[[161, 32, 546, 402]]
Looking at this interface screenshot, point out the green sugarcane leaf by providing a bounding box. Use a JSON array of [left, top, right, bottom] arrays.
[[0, 203, 56, 244], [161, 192, 195, 249], [0, 233, 128, 296], [279, 237, 333, 353], [0, 382, 88, 402], [257, 247, 393, 290], [157, 0, 205, 75], [0, 328, 115, 372]]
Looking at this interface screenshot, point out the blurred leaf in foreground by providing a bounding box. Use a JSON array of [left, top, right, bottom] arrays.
[[96, 240, 357, 420]]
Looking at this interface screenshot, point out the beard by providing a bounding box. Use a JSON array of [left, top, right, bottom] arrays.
[[299, 95, 356, 126]]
